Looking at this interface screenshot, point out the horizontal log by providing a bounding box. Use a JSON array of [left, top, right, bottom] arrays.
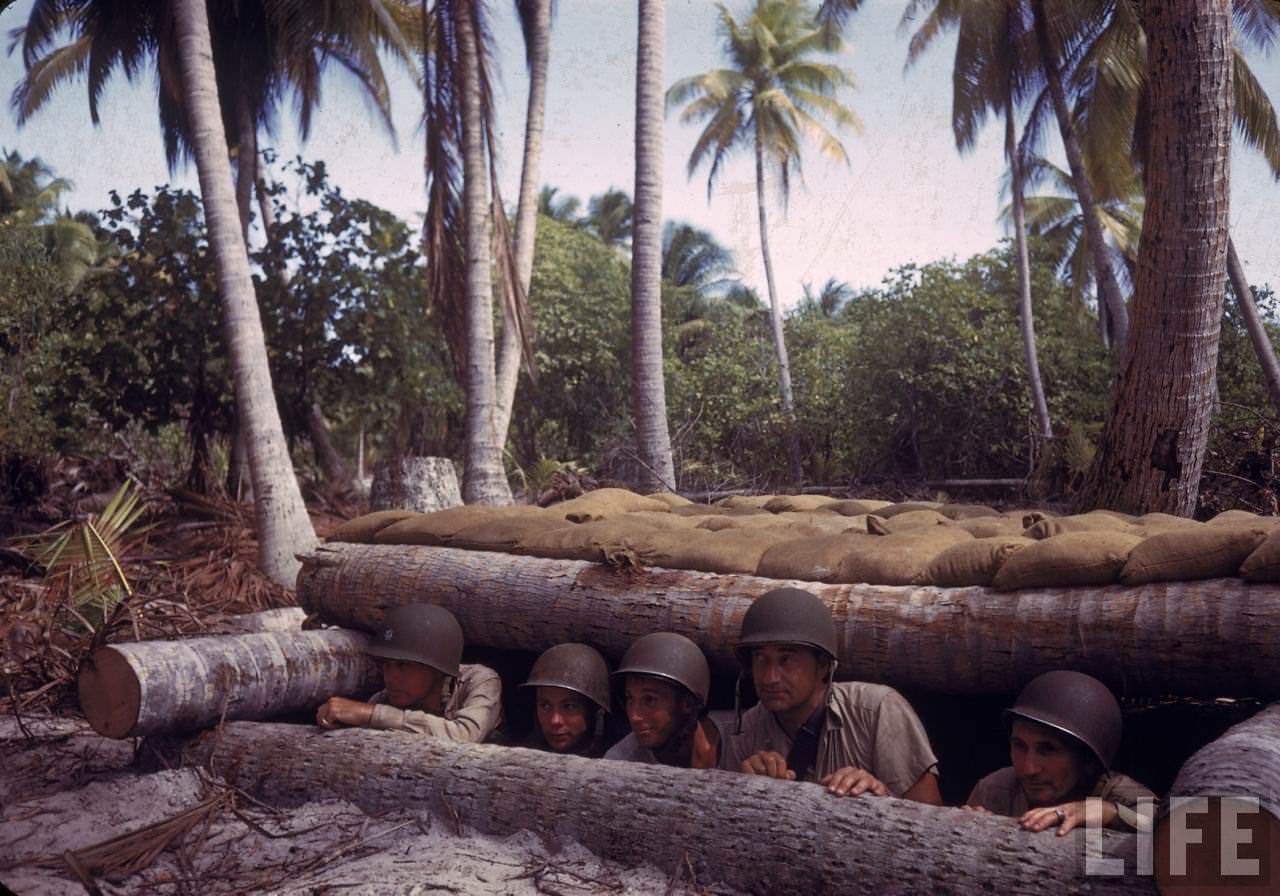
[[298, 544, 1280, 699], [206, 607, 307, 633], [78, 629, 379, 738], [180, 721, 1152, 895]]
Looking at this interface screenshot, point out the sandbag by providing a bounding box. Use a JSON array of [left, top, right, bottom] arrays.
[[548, 488, 672, 522], [774, 511, 864, 534], [835, 528, 974, 586], [625, 510, 703, 529], [817, 499, 882, 517], [631, 529, 782, 575], [918, 536, 1035, 587], [669, 503, 768, 518], [1208, 509, 1280, 528], [326, 510, 419, 544], [615, 528, 714, 569], [695, 517, 828, 540], [515, 518, 659, 562], [1238, 528, 1280, 582], [757, 534, 876, 583], [1119, 526, 1270, 585], [763, 495, 839, 513], [953, 516, 1027, 539], [373, 505, 513, 546], [936, 504, 1000, 521], [718, 494, 778, 510], [1023, 512, 1142, 540], [448, 512, 570, 552], [647, 491, 695, 508], [991, 531, 1144, 591], [877, 510, 954, 532], [871, 502, 944, 519], [1134, 512, 1202, 533]]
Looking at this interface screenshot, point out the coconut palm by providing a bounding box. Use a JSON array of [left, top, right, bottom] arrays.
[[631, 0, 677, 491], [0, 149, 99, 290], [585, 187, 635, 247], [537, 186, 582, 222], [668, 0, 859, 482], [662, 221, 738, 295], [798, 277, 854, 319]]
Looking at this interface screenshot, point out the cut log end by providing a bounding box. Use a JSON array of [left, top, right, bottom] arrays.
[[78, 647, 142, 739]]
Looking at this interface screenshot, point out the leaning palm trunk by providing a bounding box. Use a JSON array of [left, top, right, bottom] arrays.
[[494, 0, 551, 446], [1006, 97, 1052, 440], [1228, 236, 1280, 414], [754, 133, 804, 484], [172, 0, 316, 585], [1031, 0, 1129, 352], [456, 0, 513, 505], [629, 0, 677, 491]]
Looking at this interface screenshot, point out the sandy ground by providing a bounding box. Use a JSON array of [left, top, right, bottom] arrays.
[[0, 715, 737, 895]]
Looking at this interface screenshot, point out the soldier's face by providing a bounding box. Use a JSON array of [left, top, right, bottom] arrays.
[[1010, 719, 1088, 806], [535, 686, 592, 752], [624, 676, 689, 750], [381, 659, 444, 710], [750, 645, 826, 715]]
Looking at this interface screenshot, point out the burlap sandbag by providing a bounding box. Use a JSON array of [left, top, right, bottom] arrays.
[[718, 494, 778, 510], [327, 510, 420, 544], [835, 528, 974, 585], [616, 528, 714, 569], [626, 528, 781, 575], [774, 511, 863, 534], [757, 534, 877, 582], [549, 488, 671, 522], [872, 501, 944, 519], [817, 499, 881, 516], [1208, 509, 1280, 528], [918, 536, 1035, 587], [695, 516, 827, 538], [669, 503, 768, 518], [1023, 512, 1143, 540], [625, 510, 703, 529], [763, 495, 839, 513], [1241, 529, 1280, 582], [374, 505, 514, 546], [449, 513, 571, 553], [1119, 526, 1270, 585], [936, 504, 1000, 521], [991, 531, 1144, 591], [1134, 512, 1201, 532], [647, 491, 695, 508], [954, 516, 1027, 539], [878, 510, 954, 532], [515, 518, 659, 562]]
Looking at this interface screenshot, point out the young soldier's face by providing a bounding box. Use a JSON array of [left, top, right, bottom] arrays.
[[381, 659, 444, 710], [750, 645, 826, 715], [1010, 719, 1089, 806], [624, 676, 689, 750], [535, 685, 592, 752]]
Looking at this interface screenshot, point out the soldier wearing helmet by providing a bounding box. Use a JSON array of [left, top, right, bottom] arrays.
[[520, 643, 612, 757], [604, 632, 725, 768], [722, 587, 942, 803], [964, 670, 1154, 833], [315, 603, 502, 743]]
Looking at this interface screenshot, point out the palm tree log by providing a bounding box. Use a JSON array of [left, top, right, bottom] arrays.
[[176, 721, 1153, 895], [298, 544, 1280, 698], [1156, 704, 1280, 892], [1074, 0, 1233, 515], [77, 629, 377, 738], [1228, 237, 1280, 414]]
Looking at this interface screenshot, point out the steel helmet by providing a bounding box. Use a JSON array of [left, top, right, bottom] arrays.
[[366, 603, 463, 678], [1006, 670, 1123, 770], [520, 643, 611, 712], [735, 587, 838, 664], [612, 633, 710, 705]]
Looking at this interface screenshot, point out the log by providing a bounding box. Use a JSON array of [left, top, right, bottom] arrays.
[[180, 721, 1152, 895], [298, 544, 1280, 699], [206, 607, 307, 633], [78, 629, 378, 738], [1155, 705, 1280, 893], [369, 455, 462, 513]]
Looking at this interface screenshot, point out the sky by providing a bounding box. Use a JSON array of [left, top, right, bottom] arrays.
[[2, 0, 1278, 306]]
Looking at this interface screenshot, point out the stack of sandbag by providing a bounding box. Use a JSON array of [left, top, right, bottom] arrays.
[[326, 490, 1280, 590]]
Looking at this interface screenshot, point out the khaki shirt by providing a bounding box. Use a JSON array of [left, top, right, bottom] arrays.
[[367, 663, 502, 743], [604, 712, 733, 766], [720, 681, 939, 797], [965, 766, 1155, 830]]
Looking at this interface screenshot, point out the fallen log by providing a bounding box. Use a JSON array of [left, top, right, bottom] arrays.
[[206, 607, 306, 633], [78, 629, 378, 738], [179, 721, 1152, 895], [1155, 704, 1280, 893], [298, 543, 1280, 698]]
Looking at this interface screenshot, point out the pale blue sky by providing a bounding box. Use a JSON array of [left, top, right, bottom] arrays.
[[2, 0, 1277, 303]]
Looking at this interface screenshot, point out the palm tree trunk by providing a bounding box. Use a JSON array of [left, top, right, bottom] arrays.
[[1031, 0, 1130, 351], [1228, 236, 1280, 413], [172, 0, 317, 584], [754, 131, 804, 484], [1075, 0, 1232, 515], [630, 0, 677, 492], [1006, 97, 1053, 440], [234, 92, 256, 242], [494, 0, 551, 448], [456, 0, 512, 505]]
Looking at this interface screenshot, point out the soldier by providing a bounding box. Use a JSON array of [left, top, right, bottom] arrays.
[[519, 643, 612, 757], [604, 632, 724, 768], [964, 670, 1154, 834], [722, 587, 942, 803], [315, 603, 502, 743]]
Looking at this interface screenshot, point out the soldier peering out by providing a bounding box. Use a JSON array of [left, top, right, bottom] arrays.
[[519, 643, 612, 757]]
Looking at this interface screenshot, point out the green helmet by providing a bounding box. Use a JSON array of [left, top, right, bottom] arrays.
[[1006, 670, 1123, 770], [366, 603, 463, 678], [521, 643, 611, 712], [735, 587, 838, 665], [613, 632, 710, 705]]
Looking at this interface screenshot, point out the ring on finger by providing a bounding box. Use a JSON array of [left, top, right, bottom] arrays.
[[1054, 808, 1067, 824]]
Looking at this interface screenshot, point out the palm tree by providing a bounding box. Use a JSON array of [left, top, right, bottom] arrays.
[[798, 277, 854, 318], [661, 221, 738, 294], [537, 185, 582, 222], [585, 187, 635, 247], [668, 0, 859, 483], [170, 0, 318, 583], [0, 149, 99, 290], [631, 0, 677, 491]]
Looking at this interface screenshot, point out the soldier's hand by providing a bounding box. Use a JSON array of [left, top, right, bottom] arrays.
[[1020, 799, 1113, 835], [316, 696, 373, 729], [740, 751, 795, 780], [960, 804, 994, 815], [819, 766, 888, 798]]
